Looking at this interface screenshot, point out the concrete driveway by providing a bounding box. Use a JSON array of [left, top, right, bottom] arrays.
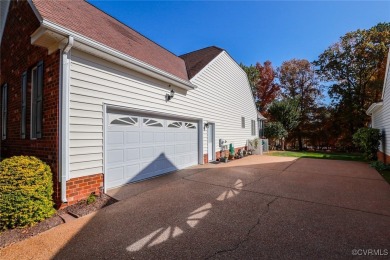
[[1, 155, 390, 259]]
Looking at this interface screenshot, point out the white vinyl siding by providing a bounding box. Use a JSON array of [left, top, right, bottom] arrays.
[[68, 49, 257, 179], [372, 64, 390, 155]]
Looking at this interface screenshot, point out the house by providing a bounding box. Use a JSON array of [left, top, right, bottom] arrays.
[[366, 49, 390, 164], [0, 0, 258, 207]]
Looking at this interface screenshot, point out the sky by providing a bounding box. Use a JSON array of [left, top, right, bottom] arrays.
[[89, 0, 390, 69]]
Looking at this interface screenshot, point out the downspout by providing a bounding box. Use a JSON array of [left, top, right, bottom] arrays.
[[60, 36, 74, 203]]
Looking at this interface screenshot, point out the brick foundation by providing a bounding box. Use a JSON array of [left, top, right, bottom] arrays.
[[377, 151, 390, 164], [1, 1, 61, 205], [204, 146, 247, 162], [64, 173, 104, 207]]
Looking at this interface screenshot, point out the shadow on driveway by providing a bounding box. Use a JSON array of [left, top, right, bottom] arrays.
[[1, 156, 390, 259]]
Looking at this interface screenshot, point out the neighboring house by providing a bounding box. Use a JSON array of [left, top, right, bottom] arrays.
[[0, 0, 258, 207], [367, 49, 390, 164]]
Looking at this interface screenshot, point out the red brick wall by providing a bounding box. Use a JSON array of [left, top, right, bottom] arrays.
[[65, 174, 104, 206], [0, 1, 61, 203], [377, 151, 390, 165]]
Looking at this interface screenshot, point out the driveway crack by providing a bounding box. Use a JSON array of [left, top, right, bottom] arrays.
[[205, 197, 279, 259]]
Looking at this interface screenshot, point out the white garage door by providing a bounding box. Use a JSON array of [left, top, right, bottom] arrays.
[[106, 112, 199, 189]]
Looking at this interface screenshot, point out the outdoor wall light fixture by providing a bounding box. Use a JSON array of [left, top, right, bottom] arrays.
[[166, 89, 175, 102], [204, 122, 209, 130]]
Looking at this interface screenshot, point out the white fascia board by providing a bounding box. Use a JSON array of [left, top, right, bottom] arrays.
[[382, 48, 390, 100], [39, 20, 196, 91], [366, 102, 383, 116], [0, 0, 10, 44]]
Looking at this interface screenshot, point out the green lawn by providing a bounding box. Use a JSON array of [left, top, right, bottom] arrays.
[[268, 150, 365, 162]]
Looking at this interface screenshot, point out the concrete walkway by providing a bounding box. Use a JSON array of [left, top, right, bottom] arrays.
[[1, 155, 389, 259]]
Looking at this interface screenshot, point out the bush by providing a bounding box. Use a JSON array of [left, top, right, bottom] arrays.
[[0, 156, 55, 230], [352, 127, 382, 161], [370, 161, 390, 171]]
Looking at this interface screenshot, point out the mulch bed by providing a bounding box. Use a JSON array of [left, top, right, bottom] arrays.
[[0, 194, 118, 249]]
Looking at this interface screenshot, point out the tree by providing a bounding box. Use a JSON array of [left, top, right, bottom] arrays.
[[352, 127, 382, 161], [240, 61, 280, 114], [268, 98, 300, 149], [264, 122, 287, 150], [240, 63, 259, 99], [314, 22, 390, 146], [255, 61, 280, 114], [278, 59, 321, 150]]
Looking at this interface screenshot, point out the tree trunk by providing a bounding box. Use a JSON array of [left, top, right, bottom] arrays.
[[298, 131, 303, 151]]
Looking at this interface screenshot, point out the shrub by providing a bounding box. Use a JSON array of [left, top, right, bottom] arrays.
[[0, 156, 55, 230], [86, 193, 97, 205], [370, 161, 390, 171], [352, 127, 382, 161]]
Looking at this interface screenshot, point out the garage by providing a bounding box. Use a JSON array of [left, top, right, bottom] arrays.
[[105, 112, 199, 189]]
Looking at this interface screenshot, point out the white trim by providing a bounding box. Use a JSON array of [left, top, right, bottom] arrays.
[[0, 0, 10, 44], [103, 103, 107, 193], [366, 102, 383, 116], [59, 36, 74, 203], [381, 48, 390, 100], [207, 122, 216, 162], [35, 20, 196, 91]]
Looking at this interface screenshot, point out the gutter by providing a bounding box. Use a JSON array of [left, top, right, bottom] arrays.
[[366, 102, 383, 116], [60, 36, 74, 203]]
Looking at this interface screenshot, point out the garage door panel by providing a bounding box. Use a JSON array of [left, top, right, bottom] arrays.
[[126, 131, 140, 144], [154, 132, 164, 143], [125, 164, 141, 179], [107, 149, 124, 164], [107, 131, 123, 146], [126, 148, 140, 161], [165, 145, 175, 155], [107, 166, 124, 182], [142, 132, 154, 143], [166, 132, 175, 142], [106, 113, 199, 189], [141, 147, 155, 159]]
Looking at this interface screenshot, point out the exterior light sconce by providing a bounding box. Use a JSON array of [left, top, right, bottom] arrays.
[[166, 89, 175, 102], [204, 122, 209, 130]]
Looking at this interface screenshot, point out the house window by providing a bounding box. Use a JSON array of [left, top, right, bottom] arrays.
[[31, 61, 44, 139], [251, 120, 256, 136], [21, 72, 27, 139], [241, 117, 245, 128], [2, 83, 7, 140]]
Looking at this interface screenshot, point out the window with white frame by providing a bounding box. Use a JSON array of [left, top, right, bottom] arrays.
[[2, 83, 7, 140], [31, 61, 44, 139], [251, 120, 256, 136]]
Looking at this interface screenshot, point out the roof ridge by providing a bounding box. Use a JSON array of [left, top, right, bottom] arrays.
[[179, 46, 224, 58]]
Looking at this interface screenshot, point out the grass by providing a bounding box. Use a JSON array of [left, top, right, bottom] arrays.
[[268, 150, 365, 162]]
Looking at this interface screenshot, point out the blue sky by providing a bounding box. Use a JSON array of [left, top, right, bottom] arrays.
[[89, 1, 389, 68]]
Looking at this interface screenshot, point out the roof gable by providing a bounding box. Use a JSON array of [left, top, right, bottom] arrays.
[[180, 46, 224, 79], [31, 0, 189, 81]]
